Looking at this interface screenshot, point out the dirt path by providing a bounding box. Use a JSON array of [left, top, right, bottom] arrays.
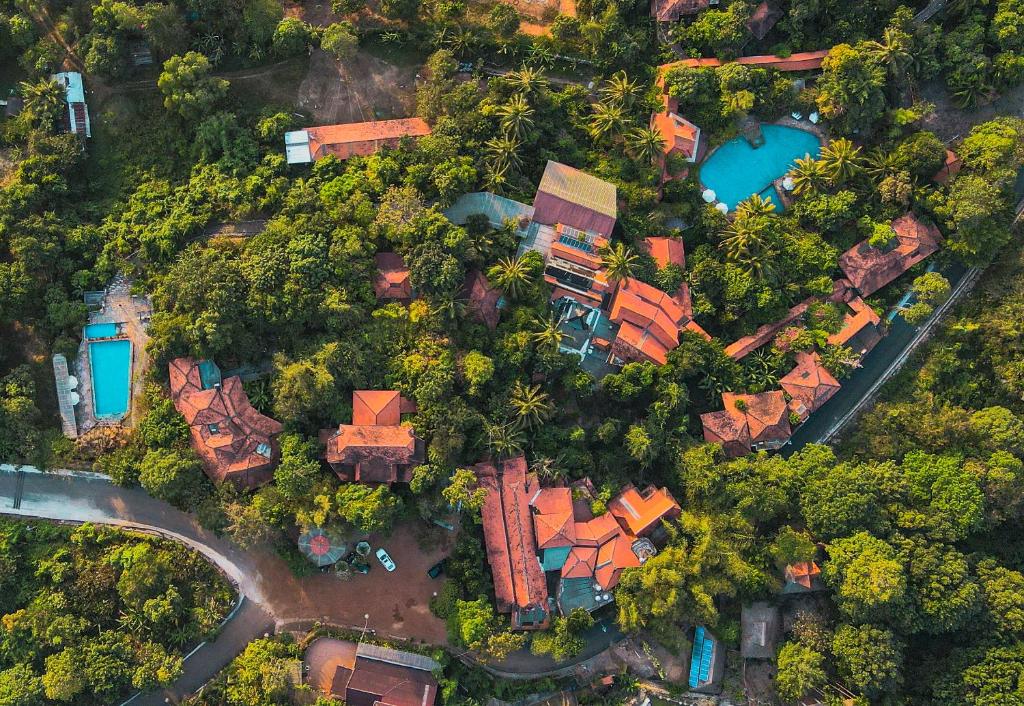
[[296, 48, 418, 124]]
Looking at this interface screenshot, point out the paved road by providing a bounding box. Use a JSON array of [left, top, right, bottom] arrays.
[[785, 262, 970, 454]]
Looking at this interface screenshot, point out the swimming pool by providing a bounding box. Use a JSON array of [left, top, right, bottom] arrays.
[[89, 339, 132, 418], [84, 322, 119, 339], [700, 124, 821, 211]]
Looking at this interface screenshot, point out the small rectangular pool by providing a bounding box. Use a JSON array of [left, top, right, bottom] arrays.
[[84, 322, 119, 339], [89, 339, 132, 418]]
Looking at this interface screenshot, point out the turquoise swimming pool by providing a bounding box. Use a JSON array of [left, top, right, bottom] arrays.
[[84, 322, 119, 339], [700, 124, 821, 212], [89, 339, 132, 418]]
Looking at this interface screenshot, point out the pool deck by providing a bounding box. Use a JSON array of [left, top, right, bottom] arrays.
[[74, 275, 153, 434]]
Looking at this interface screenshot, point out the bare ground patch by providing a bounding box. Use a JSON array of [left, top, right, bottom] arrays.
[[296, 48, 419, 124], [918, 79, 1024, 143]]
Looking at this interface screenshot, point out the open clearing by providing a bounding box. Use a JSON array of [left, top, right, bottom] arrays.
[[297, 48, 419, 124]]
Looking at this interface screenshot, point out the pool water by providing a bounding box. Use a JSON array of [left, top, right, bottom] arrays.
[[700, 124, 821, 211], [89, 339, 132, 418], [84, 322, 119, 339]]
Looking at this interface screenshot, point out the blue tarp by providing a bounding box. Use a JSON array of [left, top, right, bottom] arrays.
[[689, 626, 715, 688]]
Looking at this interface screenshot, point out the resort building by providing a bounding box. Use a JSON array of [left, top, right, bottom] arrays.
[[284, 118, 432, 164], [780, 351, 841, 422], [700, 391, 792, 457], [320, 390, 423, 484], [477, 458, 681, 627], [651, 96, 703, 181], [608, 277, 703, 365], [52, 71, 91, 138], [374, 252, 413, 302], [328, 642, 439, 706], [169, 358, 284, 488], [651, 0, 710, 22], [783, 561, 825, 594], [838, 213, 943, 296], [828, 288, 884, 358], [463, 269, 503, 330], [642, 236, 686, 271]]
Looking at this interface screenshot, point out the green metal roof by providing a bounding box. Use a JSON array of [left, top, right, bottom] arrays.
[[198, 359, 222, 389], [541, 546, 572, 572]]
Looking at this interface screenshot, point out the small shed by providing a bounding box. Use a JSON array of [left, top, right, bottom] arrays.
[[741, 601, 781, 660]]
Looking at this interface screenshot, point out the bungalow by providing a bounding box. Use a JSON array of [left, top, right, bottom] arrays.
[[780, 351, 841, 422], [374, 252, 413, 302], [284, 117, 432, 164], [642, 236, 686, 270], [169, 358, 283, 488], [828, 292, 883, 358], [52, 71, 90, 138], [320, 390, 424, 484], [651, 0, 710, 22], [838, 213, 943, 296], [476, 456, 550, 630], [329, 642, 439, 706], [700, 390, 792, 457], [650, 96, 704, 181], [783, 561, 825, 593], [463, 269, 503, 330], [608, 277, 697, 365]]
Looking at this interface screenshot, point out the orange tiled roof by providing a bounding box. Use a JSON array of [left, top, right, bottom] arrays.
[[608, 484, 681, 538], [642, 237, 686, 270], [476, 457, 549, 616], [779, 352, 840, 421], [657, 51, 829, 87], [531, 487, 577, 549], [609, 277, 695, 365], [595, 532, 641, 590], [700, 390, 791, 457], [321, 390, 423, 483], [463, 270, 502, 330], [827, 296, 883, 356], [574, 513, 622, 546], [932, 149, 962, 185], [785, 561, 821, 589], [724, 298, 814, 360], [561, 545, 598, 579], [374, 252, 412, 301], [838, 213, 942, 296], [307, 118, 431, 161], [169, 358, 284, 488]]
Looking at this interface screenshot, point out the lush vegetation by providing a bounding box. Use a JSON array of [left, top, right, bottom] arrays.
[[0, 518, 233, 706], [3, 0, 1024, 702]]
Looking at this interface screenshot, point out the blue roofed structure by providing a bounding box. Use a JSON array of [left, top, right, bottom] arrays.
[[557, 577, 614, 614], [198, 359, 222, 390], [444, 192, 535, 235], [540, 546, 572, 572], [689, 626, 725, 693]]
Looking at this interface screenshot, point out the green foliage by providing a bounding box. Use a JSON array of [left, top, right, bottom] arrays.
[[271, 18, 312, 57], [320, 22, 359, 61], [335, 484, 402, 534], [158, 52, 229, 120], [138, 448, 206, 510], [776, 642, 826, 701], [831, 624, 903, 699]]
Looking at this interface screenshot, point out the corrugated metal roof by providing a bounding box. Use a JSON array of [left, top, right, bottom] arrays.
[[355, 643, 440, 672], [284, 130, 312, 164], [537, 161, 617, 219]]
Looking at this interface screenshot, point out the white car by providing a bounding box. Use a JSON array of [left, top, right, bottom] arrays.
[[376, 548, 396, 572]]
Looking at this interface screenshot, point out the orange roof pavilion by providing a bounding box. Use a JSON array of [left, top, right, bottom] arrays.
[[700, 390, 792, 457], [608, 484, 682, 538], [779, 352, 841, 421], [321, 390, 423, 484], [285, 118, 432, 164], [374, 252, 413, 301]]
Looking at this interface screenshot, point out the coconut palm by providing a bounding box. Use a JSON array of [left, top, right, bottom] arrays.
[[484, 162, 510, 194], [819, 138, 864, 184], [601, 241, 639, 282], [788, 156, 831, 195], [432, 293, 467, 324], [734, 193, 776, 219], [527, 42, 555, 67], [864, 147, 899, 182], [486, 421, 526, 459], [530, 455, 570, 482], [865, 27, 912, 89], [626, 126, 667, 165], [484, 134, 523, 173], [19, 78, 63, 127], [588, 100, 628, 142], [533, 316, 564, 354], [509, 381, 554, 429], [505, 65, 548, 95], [496, 94, 535, 140], [720, 220, 776, 282], [488, 255, 534, 298], [600, 70, 639, 107]]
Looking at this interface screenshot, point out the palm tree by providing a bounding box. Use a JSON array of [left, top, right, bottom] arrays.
[[533, 316, 564, 354], [530, 455, 569, 483], [509, 382, 554, 429], [527, 43, 555, 67], [588, 100, 628, 142], [601, 241, 639, 282], [505, 65, 548, 95], [819, 138, 864, 184], [600, 70, 639, 107], [19, 78, 63, 127], [626, 126, 666, 165], [484, 134, 523, 173], [865, 27, 912, 91], [486, 421, 526, 459], [484, 162, 510, 194], [446, 26, 478, 58], [788, 156, 830, 195], [734, 193, 776, 219], [432, 293, 467, 324], [497, 94, 535, 140], [720, 220, 776, 282], [864, 148, 899, 182], [488, 255, 534, 298]]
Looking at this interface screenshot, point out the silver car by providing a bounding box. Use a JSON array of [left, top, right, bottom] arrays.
[[375, 548, 396, 572]]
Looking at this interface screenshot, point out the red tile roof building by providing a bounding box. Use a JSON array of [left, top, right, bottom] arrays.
[[838, 213, 942, 296], [642, 236, 686, 270], [476, 457, 550, 629], [608, 484, 682, 538], [652, 0, 710, 21], [463, 269, 502, 330], [700, 391, 792, 457], [329, 644, 439, 706], [932, 149, 963, 185], [374, 252, 413, 301], [284, 118, 432, 164], [169, 358, 284, 488], [320, 391, 424, 484], [530, 487, 577, 549], [780, 352, 841, 421], [609, 277, 708, 365], [651, 97, 704, 181], [828, 294, 883, 357], [745, 0, 783, 39]]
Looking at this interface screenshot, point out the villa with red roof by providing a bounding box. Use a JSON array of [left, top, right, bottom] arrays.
[[651, 96, 704, 181], [609, 277, 709, 365], [839, 213, 943, 296], [374, 252, 412, 302], [642, 236, 686, 270], [780, 352, 841, 422], [320, 390, 423, 484], [700, 391, 792, 457], [284, 118, 432, 164], [828, 291, 883, 357], [169, 358, 284, 488], [463, 270, 503, 330]]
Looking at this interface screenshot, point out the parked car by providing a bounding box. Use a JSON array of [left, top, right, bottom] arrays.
[[427, 560, 446, 579], [376, 548, 396, 571]]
